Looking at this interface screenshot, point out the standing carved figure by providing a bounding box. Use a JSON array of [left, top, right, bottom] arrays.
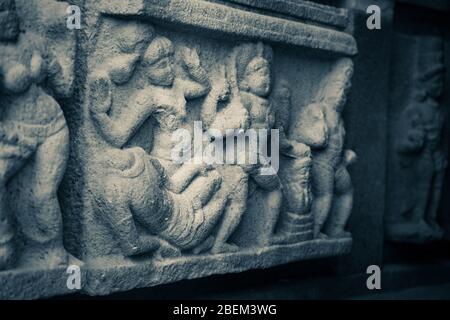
[[294, 59, 356, 239], [0, 0, 71, 270], [271, 80, 314, 244], [208, 42, 283, 247], [388, 37, 447, 243]]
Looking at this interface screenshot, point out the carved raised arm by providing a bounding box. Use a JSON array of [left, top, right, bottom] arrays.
[[180, 47, 211, 99], [89, 74, 155, 148]]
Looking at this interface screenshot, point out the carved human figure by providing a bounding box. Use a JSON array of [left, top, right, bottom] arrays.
[[390, 37, 447, 242], [293, 59, 356, 238], [270, 80, 314, 243], [89, 35, 241, 254], [91, 147, 229, 256], [202, 42, 284, 247], [0, 0, 71, 270]]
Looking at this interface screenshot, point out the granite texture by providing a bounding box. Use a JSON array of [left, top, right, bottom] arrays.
[[3, 0, 447, 301]]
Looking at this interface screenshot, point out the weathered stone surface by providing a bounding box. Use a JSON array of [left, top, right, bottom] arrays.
[[97, 0, 357, 56], [220, 0, 349, 28], [84, 238, 352, 296], [0, 0, 76, 299], [0, 257, 84, 300], [1, 0, 360, 299], [386, 35, 447, 244]]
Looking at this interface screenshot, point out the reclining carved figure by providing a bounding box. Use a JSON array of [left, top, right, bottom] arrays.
[[91, 147, 229, 257]]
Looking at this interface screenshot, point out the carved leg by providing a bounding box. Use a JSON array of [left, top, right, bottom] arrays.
[[211, 171, 248, 254], [93, 184, 160, 257], [311, 163, 334, 238], [409, 164, 434, 240], [0, 146, 33, 270], [0, 172, 14, 270], [14, 127, 69, 268], [324, 166, 353, 238], [426, 169, 445, 239]]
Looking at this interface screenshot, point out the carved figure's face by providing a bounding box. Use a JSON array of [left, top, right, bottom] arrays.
[[243, 58, 272, 97], [145, 55, 175, 87]]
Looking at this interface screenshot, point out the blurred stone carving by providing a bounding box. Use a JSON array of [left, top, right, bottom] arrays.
[[387, 37, 447, 243], [0, 0, 72, 271]]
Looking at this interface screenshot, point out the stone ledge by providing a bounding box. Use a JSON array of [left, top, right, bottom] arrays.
[[223, 0, 349, 28], [84, 238, 353, 296], [0, 257, 84, 300], [97, 0, 357, 56]]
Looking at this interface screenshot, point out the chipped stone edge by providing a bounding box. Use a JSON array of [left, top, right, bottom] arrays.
[[98, 0, 357, 56], [0, 257, 85, 300], [225, 0, 349, 28], [84, 238, 353, 296]]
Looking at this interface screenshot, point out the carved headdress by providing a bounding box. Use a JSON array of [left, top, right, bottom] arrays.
[[0, 0, 19, 41], [414, 36, 445, 101], [314, 58, 354, 107], [226, 41, 273, 94]]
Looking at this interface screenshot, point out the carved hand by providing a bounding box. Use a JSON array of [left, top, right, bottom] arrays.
[[30, 51, 46, 83], [406, 128, 425, 149], [181, 47, 201, 70], [211, 65, 230, 101], [290, 142, 311, 158], [344, 149, 357, 165]]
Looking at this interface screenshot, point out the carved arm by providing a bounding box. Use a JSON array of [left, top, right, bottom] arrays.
[[180, 48, 211, 99], [89, 74, 155, 148]]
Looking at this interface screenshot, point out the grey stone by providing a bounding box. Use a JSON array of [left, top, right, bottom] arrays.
[[1, 0, 360, 299]]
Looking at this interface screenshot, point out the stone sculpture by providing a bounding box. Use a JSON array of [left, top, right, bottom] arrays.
[[89, 32, 251, 255], [291, 59, 356, 239], [207, 42, 284, 247], [0, 0, 71, 270], [1, 0, 358, 299], [387, 37, 447, 243], [271, 80, 314, 244]]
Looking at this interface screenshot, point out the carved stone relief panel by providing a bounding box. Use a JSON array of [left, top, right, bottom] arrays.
[[1, 0, 357, 298], [386, 35, 447, 244]]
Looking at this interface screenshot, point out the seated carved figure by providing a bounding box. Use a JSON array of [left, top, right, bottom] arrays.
[[0, 0, 71, 270], [91, 147, 229, 256]]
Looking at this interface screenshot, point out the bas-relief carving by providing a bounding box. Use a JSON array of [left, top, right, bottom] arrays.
[[0, 0, 72, 271], [387, 36, 447, 244], [85, 16, 356, 261], [0, 0, 357, 298]]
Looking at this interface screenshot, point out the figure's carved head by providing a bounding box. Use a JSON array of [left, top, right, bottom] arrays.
[[0, 0, 19, 41], [315, 58, 353, 113], [415, 37, 445, 103], [116, 22, 155, 55], [142, 36, 175, 87], [233, 42, 273, 97]]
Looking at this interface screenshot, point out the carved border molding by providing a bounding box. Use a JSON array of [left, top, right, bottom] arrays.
[[224, 0, 349, 28], [85, 238, 352, 296], [98, 0, 357, 56]]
